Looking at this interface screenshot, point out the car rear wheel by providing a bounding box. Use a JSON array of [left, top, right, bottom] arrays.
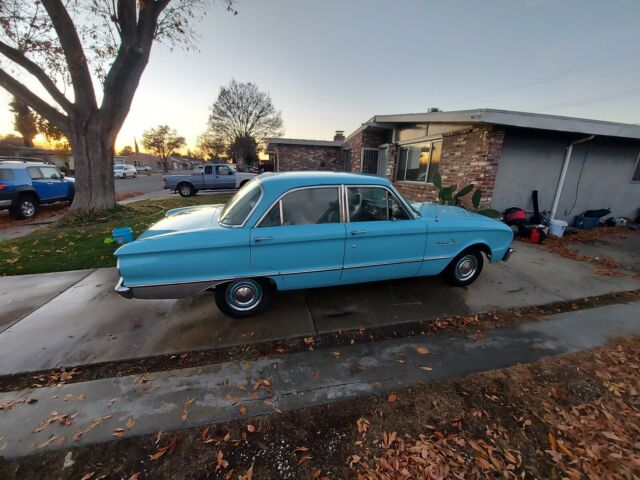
[[10, 195, 39, 220], [444, 249, 484, 287], [177, 183, 196, 197], [215, 278, 271, 318]]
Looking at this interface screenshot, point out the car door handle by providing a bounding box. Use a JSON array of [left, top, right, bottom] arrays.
[[351, 230, 367, 236], [254, 236, 273, 243]]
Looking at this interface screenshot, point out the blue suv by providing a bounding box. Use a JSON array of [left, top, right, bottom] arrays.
[[0, 158, 75, 220]]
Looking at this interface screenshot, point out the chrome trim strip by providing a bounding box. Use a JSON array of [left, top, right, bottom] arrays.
[[423, 255, 453, 261], [281, 266, 342, 276], [343, 258, 423, 270]]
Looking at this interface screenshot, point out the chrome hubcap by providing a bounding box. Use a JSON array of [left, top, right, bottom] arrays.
[[21, 201, 35, 217], [455, 255, 478, 281], [226, 280, 262, 311]]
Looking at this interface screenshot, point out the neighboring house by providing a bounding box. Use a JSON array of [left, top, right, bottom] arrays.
[[266, 131, 345, 172], [116, 152, 160, 170], [169, 156, 206, 171], [268, 109, 640, 221], [0, 144, 73, 171]]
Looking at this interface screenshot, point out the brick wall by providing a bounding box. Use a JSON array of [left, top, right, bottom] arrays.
[[274, 144, 343, 171], [342, 127, 391, 172], [391, 125, 505, 208]]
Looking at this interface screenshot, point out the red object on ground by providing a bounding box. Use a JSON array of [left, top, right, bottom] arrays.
[[530, 228, 541, 244], [506, 209, 527, 223]]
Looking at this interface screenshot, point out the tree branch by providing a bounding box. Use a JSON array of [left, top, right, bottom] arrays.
[[0, 68, 69, 134], [40, 0, 97, 111], [0, 40, 74, 114]]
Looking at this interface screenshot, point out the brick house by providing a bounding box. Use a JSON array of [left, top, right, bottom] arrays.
[[268, 109, 640, 221], [266, 132, 345, 172]]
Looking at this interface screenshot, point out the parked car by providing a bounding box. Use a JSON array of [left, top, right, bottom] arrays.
[[114, 164, 138, 179], [135, 164, 152, 172], [163, 164, 256, 197], [115, 172, 514, 317], [0, 158, 75, 220]]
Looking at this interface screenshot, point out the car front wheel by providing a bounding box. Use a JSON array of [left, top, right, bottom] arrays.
[[214, 278, 271, 318], [444, 249, 484, 287]]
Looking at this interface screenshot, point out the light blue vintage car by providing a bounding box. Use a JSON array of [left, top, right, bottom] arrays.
[[115, 172, 514, 317]]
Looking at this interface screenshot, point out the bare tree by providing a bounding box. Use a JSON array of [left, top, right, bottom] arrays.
[[196, 130, 226, 161], [0, 0, 236, 213], [8, 97, 38, 147], [141, 125, 185, 172], [205, 79, 283, 163]]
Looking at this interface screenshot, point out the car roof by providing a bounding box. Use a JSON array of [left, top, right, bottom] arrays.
[[257, 171, 390, 190], [0, 158, 56, 168]]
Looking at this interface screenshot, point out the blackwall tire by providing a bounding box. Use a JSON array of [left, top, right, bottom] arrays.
[[10, 195, 39, 220], [214, 278, 271, 318], [178, 183, 195, 197]]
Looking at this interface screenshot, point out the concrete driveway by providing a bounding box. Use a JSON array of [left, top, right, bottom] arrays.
[[0, 241, 637, 376]]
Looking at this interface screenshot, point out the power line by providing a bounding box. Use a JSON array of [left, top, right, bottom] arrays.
[[534, 87, 640, 111], [447, 51, 640, 108]]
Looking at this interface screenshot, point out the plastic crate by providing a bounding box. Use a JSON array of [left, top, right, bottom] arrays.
[[575, 215, 599, 230]]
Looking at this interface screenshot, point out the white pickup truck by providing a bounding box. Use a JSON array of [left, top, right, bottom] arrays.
[[163, 164, 256, 197]]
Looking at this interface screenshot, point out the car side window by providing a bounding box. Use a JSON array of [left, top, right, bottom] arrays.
[[388, 193, 410, 220], [40, 167, 61, 179], [348, 187, 410, 222], [204, 165, 213, 175], [259, 204, 281, 227], [0, 169, 14, 181], [280, 188, 340, 225], [217, 166, 232, 175], [27, 167, 44, 180], [348, 187, 389, 222]]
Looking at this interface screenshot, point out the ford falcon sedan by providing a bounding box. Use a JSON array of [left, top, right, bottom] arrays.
[[115, 172, 514, 318]]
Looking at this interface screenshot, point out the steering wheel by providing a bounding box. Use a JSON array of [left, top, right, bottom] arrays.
[[350, 192, 363, 220]]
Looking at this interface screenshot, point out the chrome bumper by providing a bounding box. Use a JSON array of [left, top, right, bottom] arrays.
[[0, 199, 11, 208], [115, 277, 133, 299], [114, 277, 224, 300], [503, 247, 515, 261]]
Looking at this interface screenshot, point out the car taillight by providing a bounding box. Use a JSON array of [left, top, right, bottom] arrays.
[[0, 184, 8, 190]]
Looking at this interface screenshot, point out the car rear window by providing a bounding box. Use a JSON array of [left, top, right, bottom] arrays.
[[219, 179, 262, 226], [0, 169, 14, 181]]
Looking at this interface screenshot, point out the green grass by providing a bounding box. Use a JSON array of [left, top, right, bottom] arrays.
[[0, 194, 232, 276]]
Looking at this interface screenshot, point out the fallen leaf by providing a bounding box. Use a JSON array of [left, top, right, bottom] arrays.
[[247, 424, 256, 433], [125, 417, 135, 429], [149, 446, 169, 461], [387, 394, 398, 403], [128, 474, 140, 480], [419, 366, 434, 372], [239, 406, 247, 415], [80, 473, 95, 480], [112, 428, 125, 439], [416, 347, 430, 355], [298, 455, 312, 465], [239, 463, 254, 480]]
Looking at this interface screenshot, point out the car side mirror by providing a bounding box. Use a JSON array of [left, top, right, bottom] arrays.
[[228, 171, 234, 175], [60, 172, 65, 179]]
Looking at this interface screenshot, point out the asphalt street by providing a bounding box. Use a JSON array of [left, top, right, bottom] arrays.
[[114, 172, 165, 194]]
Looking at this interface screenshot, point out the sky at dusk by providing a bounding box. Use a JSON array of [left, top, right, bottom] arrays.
[[1, 0, 639, 150]]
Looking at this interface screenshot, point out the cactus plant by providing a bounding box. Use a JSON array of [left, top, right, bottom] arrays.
[[431, 172, 500, 218]]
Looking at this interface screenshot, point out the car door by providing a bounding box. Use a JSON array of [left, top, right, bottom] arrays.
[[250, 186, 345, 289], [341, 186, 427, 283], [28, 166, 63, 201], [216, 165, 236, 189]]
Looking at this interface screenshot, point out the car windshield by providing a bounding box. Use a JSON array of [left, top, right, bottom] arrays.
[[219, 179, 262, 226], [114, 165, 124, 169]]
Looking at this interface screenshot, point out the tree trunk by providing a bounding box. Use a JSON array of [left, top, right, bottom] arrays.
[[69, 120, 116, 213]]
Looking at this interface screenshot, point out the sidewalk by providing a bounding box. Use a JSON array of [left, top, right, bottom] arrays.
[[1, 301, 638, 458]]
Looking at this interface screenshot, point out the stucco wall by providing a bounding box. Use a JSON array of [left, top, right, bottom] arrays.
[[492, 128, 640, 221]]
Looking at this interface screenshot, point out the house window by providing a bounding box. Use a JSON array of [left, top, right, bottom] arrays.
[[361, 148, 379, 174], [633, 153, 640, 182], [395, 140, 442, 184]]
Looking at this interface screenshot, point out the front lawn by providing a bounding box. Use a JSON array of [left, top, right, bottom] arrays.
[[0, 193, 232, 276]]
